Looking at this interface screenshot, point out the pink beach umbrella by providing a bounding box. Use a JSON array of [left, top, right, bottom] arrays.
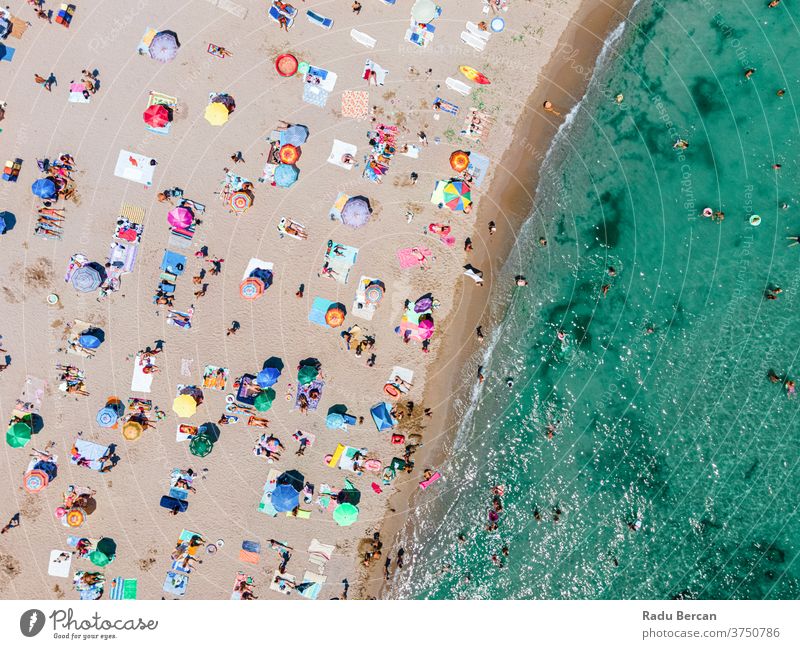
[[167, 207, 193, 228], [418, 317, 435, 339]]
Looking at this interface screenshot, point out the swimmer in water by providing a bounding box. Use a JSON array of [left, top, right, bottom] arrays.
[[506, 378, 514, 389], [628, 517, 642, 532], [785, 380, 796, 398], [744, 68, 755, 79], [673, 138, 689, 150]]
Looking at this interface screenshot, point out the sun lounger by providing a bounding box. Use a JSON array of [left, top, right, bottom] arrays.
[[297, 571, 326, 599], [268, 5, 296, 29], [114, 150, 156, 186], [306, 9, 333, 29], [350, 29, 376, 48], [461, 31, 487, 51], [130, 353, 154, 393], [327, 140, 358, 169], [446, 77, 471, 96], [48, 550, 72, 578]]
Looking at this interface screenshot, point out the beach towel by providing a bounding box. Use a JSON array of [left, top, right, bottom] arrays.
[[202, 365, 228, 391], [387, 366, 414, 396], [295, 380, 324, 411], [329, 192, 349, 222], [109, 577, 137, 600], [70, 439, 111, 472], [305, 65, 338, 92], [405, 21, 436, 48], [241, 258, 273, 281], [350, 29, 376, 48], [114, 150, 156, 186], [461, 108, 494, 142], [297, 571, 326, 599], [292, 430, 316, 447], [167, 308, 193, 329], [0, 45, 15, 62], [68, 82, 90, 103], [306, 9, 333, 29], [322, 240, 358, 285], [145, 91, 177, 135], [65, 320, 98, 358], [327, 139, 358, 169], [230, 572, 254, 600], [466, 151, 490, 187], [445, 77, 471, 96], [162, 571, 188, 596], [399, 144, 420, 159], [340, 446, 368, 472], [9, 17, 28, 39], [341, 91, 369, 120], [48, 550, 72, 578], [302, 83, 330, 108], [137, 27, 156, 55], [14, 375, 46, 415], [308, 297, 336, 328], [352, 275, 382, 321], [258, 468, 280, 516], [307, 539, 334, 570], [130, 353, 154, 393], [433, 97, 459, 116], [175, 424, 198, 442], [239, 540, 261, 564], [396, 246, 433, 269], [363, 59, 388, 86], [269, 570, 296, 595], [396, 298, 434, 343], [466, 21, 491, 40]]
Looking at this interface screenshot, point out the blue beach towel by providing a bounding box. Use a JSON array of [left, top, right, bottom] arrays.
[[308, 297, 335, 327], [160, 250, 186, 276], [306, 10, 333, 29]]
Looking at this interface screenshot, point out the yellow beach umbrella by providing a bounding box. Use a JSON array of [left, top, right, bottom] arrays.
[[204, 102, 229, 126], [172, 394, 197, 418], [122, 420, 143, 441]]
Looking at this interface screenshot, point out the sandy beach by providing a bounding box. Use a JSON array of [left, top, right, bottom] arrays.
[[0, 0, 626, 600]]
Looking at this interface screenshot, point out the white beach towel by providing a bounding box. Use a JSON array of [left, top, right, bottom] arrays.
[[307, 539, 335, 570], [327, 140, 357, 169], [242, 258, 274, 281], [48, 550, 73, 578], [114, 150, 156, 186], [298, 571, 326, 599], [350, 29, 376, 48], [460, 31, 487, 52], [400, 144, 420, 159], [269, 570, 296, 595], [388, 366, 414, 394], [130, 354, 154, 393], [466, 22, 491, 40], [445, 77, 471, 96], [364, 59, 388, 85], [352, 275, 380, 321]]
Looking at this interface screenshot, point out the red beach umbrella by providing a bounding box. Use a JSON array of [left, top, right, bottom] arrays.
[[143, 104, 171, 128], [279, 144, 300, 165]]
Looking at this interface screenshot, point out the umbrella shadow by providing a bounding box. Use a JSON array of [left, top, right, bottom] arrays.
[[262, 356, 284, 372], [327, 404, 349, 416], [0, 211, 16, 233]]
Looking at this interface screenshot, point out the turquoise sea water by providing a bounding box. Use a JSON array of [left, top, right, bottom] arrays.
[[393, 0, 800, 599]]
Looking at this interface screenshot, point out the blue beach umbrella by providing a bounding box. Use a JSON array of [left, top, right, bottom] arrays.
[[274, 164, 299, 188], [96, 408, 118, 428], [370, 402, 397, 431], [256, 367, 281, 388], [78, 334, 102, 349], [279, 125, 309, 146], [0, 214, 6, 234], [271, 483, 300, 512], [326, 412, 345, 429], [31, 178, 57, 199], [71, 266, 102, 292]]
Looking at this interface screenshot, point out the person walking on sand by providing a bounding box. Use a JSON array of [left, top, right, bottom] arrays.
[[231, 151, 244, 164], [1, 513, 20, 534], [352, 0, 361, 14], [383, 556, 392, 580], [43, 73, 57, 92], [295, 283, 304, 298], [226, 321, 240, 336], [194, 284, 208, 298], [488, 221, 497, 236]]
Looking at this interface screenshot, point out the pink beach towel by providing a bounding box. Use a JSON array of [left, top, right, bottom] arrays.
[[396, 246, 432, 269]]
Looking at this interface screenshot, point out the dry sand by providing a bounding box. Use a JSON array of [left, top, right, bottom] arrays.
[[0, 0, 618, 600]]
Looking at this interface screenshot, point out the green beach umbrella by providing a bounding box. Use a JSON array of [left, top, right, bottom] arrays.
[[254, 388, 276, 412], [88, 550, 109, 567], [6, 422, 32, 448], [333, 502, 359, 527], [297, 365, 318, 386], [189, 434, 213, 458]]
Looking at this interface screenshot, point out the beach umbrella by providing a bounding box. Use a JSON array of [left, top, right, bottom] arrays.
[[167, 206, 193, 228], [97, 537, 117, 559], [256, 367, 281, 388], [411, 0, 437, 23], [442, 180, 471, 211], [24, 469, 49, 493], [297, 365, 318, 386], [414, 296, 433, 312], [189, 435, 213, 457], [66, 508, 85, 527], [239, 277, 265, 300], [279, 144, 301, 165], [341, 196, 372, 228], [274, 164, 299, 188], [96, 407, 118, 428], [254, 389, 275, 412], [71, 266, 102, 293], [271, 483, 300, 512], [143, 104, 171, 127], [6, 422, 31, 448], [364, 282, 384, 304], [370, 402, 397, 431], [449, 150, 470, 172], [172, 394, 197, 418], [277, 469, 305, 491], [122, 420, 143, 441], [279, 125, 309, 146], [204, 102, 229, 126], [325, 412, 345, 429], [418, 316, 435, 339], [333, 502, 359, 527], [211, 94, 236, 112], [89, 550, 109, 567], [31, 178, 57, 199], [78, 334, 102, 349], [149, 30, 180, 63], [229, 190, 253, 214], [0, 213, 6, 234], [325, 304, 346, 328], [250, 267, 273, 289], [275, 53, 298, 77]]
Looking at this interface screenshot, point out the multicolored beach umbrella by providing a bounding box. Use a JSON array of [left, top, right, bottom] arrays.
[[24, 469, 49, 493], [96, 407, 118, 428], [149, 30, 180, 63], [442, 180, 471, 212]]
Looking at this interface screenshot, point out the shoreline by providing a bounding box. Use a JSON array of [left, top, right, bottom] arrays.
[[362, 0, 638, 599]]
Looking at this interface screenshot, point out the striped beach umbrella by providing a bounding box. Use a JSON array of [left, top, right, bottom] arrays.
[[442, 180, 471, 211], [24, 469, 49, 493]]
